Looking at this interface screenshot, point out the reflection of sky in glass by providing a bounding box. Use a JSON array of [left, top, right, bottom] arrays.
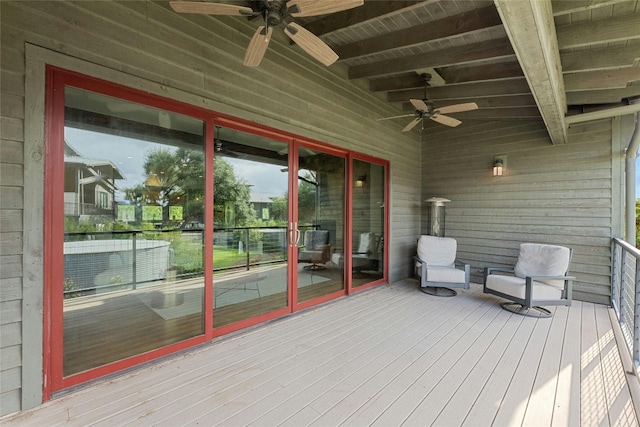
[[65, 128, 289, 201], [225, 157, 288, 199]]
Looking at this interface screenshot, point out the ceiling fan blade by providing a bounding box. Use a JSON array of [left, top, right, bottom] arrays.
[[243, 26, 272, 67], [284, 23, 338, 66], [169, 1, 254, 16], [402, 117, 422, 132], [288, 0, 364, 17], [377, 113, 415, 121], [431, 114, 462, 127], [410, 99, 429, 112], [435, 102, 479, 115]]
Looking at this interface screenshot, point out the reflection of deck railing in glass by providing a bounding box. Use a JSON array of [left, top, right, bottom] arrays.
[[63, 226, 289, 297]]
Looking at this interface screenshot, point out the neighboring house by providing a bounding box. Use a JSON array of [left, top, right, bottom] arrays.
[[251, 192, 276, 221], [63, 141, 124, 222]]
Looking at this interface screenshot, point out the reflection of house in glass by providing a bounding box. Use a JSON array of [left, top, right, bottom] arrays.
[[64, 141, 125, 222], [251, 192, 275, 221]]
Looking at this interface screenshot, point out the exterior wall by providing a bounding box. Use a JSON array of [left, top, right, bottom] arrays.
[[422, 118, 630, 305], [0, 1, 421, 416]]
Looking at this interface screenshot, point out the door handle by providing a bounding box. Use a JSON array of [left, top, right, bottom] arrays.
[[289, 222, 300, 246]]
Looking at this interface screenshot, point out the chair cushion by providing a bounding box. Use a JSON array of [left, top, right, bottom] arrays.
[[514, 243, 570, 287], [485, 274, 563, 301], [358, 232, 375, 254], [417, 265, 466, 284], [304, 230, 329, 249], [417, 235, 456, 267]]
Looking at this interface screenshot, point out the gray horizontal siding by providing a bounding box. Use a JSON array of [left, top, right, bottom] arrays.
[[0, 0, 421, 416], [422, 118, 622, 305]]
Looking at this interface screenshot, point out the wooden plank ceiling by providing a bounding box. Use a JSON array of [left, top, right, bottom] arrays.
[[301, 0, 640, 144], [177, 0, 640, 144]]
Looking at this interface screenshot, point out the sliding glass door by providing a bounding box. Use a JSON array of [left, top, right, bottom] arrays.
[[296, 147, 346, 304], [211, 126, 290, 327], [351, 159, 385, 287], [61, 86, 207, 377], [47, 67, 387, 394]]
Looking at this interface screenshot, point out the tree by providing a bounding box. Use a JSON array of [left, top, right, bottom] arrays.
[[214, 156, 255, 226], [122, 148, 254, 228], [143, 149, 181, 208]]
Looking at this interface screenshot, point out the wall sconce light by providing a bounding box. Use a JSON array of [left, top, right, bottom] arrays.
[[355, 175, 367, 187], [493, 155, 507, 177]]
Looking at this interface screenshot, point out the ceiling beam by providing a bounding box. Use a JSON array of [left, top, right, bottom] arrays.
[[566, 103, 640, 125], [557, 12, 640, 49], [552, 0, 632, 16], [301, 1, 425, 37], [564, 68, 640, 91], [561, 45, 640, 72], [438, 61, 524, 84], [401, 94, 537, 110], [349, 38, 514, 79], [494, 0, 567, 145], [453, 107, 543, 119], [370, 73, 426, 92], [567, 87, 640, 105], [388, 78, 531, 101], [334, 5, 502, 60]]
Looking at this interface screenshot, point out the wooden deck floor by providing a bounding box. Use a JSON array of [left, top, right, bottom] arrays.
[[4, 280, 640, 426]]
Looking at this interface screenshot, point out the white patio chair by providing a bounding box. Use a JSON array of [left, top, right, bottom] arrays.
[[414, 235, 470, 297], [484, 243, 575, 318]]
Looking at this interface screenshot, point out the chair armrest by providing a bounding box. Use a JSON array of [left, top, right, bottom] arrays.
[[484, 266, 514, 275], [454, 259, 470, 268], [528, 275, 576, 281]]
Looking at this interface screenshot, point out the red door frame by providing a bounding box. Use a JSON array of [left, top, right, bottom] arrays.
[[43, 66, 389, 399]]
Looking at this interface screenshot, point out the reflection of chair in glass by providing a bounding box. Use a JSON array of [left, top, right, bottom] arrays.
[[484, 243, 574, 318], [298, 230, 330, 270], [414, 235, 470, 297], [331, 232, 380, 276]]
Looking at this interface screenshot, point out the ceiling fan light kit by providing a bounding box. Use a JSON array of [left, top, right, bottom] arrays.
[[170, 0, 364, 67]]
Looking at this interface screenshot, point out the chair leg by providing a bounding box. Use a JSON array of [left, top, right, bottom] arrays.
[[500, 302, 552, 318], [420, 286, 457, 297]]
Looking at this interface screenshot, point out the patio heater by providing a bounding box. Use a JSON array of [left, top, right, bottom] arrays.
[[425, 197, 450, 237]]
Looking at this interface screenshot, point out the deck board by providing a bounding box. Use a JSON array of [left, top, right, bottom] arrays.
[[2, 280, 638, 427]]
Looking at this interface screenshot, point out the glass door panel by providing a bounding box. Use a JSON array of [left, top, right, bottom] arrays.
[[62, 87, 206, 376], [352, 159, 385, 287], [296, 147, 346, 303], [212, 126, 289, 327]]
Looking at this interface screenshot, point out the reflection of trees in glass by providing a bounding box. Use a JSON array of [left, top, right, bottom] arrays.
[[214, 156, 254, 227], [143, 149, 182, 207], [124, 147, 207, 224], [271, 172, 317, 225]]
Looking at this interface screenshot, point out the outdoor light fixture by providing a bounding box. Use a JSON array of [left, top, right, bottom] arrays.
[[493, 155, 507, 177], [356, 175, 367, 187]]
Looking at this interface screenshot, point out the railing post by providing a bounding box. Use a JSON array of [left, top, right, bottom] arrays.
[[635, 256, 640, 371], [612, 242, 620, 311], [245, 228, 250, 271], [132, 232, 137, 290], [620, 246, 628, 325]]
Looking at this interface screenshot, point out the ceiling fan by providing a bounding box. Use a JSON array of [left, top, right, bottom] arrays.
[[170, 0, 364, 67], [377, 74, 479, 132]]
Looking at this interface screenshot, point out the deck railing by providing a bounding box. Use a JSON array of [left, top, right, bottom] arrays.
[[63, 225, 294, 297], [611, 237, 640, 374]]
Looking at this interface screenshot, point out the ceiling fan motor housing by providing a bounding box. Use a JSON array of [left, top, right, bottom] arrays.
[[262, 0, 287, 27]]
